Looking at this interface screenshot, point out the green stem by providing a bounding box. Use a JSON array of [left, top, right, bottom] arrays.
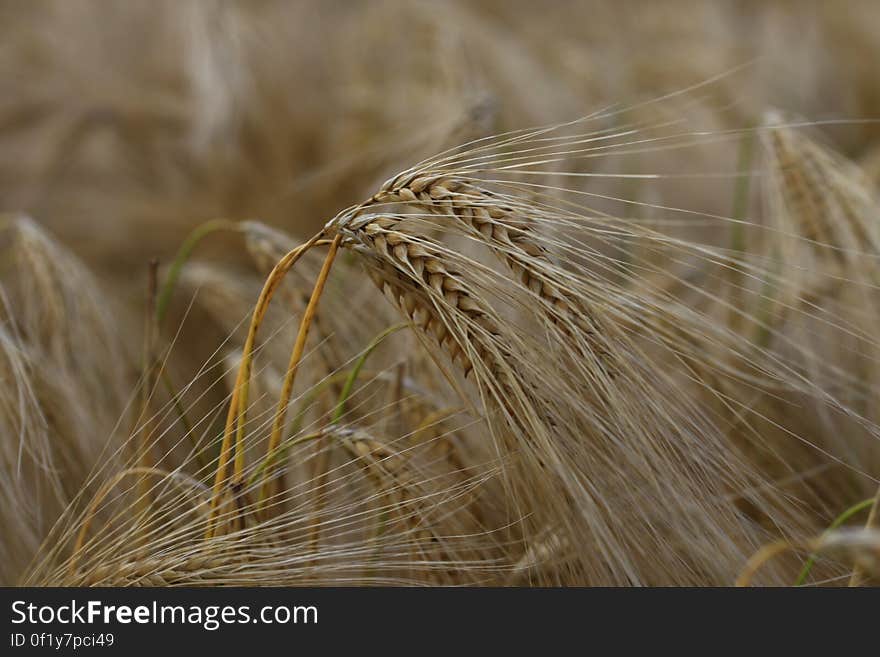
[[156, 219, 239, 325], [794, 497, 873, 585], [332, 323, 407, 423]]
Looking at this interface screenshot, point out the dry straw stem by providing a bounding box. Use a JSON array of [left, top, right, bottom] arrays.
[[242, 220, 357, 395], [258, 233, 343, 511], [206, 232, 329, 538]]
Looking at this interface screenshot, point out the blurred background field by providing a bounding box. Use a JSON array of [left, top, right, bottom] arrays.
[[3, 1, 880, 279], [2, 0, 880, 586]]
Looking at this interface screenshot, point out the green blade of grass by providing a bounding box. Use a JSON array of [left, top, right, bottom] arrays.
[[332, 323, 407, 423], [156, 219, 239, 326], [290, 370, 364, 435], [794, 497, 873, 586]]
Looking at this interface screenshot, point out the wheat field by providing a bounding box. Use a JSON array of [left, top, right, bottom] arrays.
[[2, 0, 880, 587]]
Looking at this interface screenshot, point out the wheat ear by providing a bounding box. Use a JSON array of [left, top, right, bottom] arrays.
[[370, 175, 612, 365]]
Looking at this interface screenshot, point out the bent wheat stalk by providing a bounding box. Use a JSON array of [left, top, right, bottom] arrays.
[[257, 234, 343, 511], [206, 232, 329, 538]]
